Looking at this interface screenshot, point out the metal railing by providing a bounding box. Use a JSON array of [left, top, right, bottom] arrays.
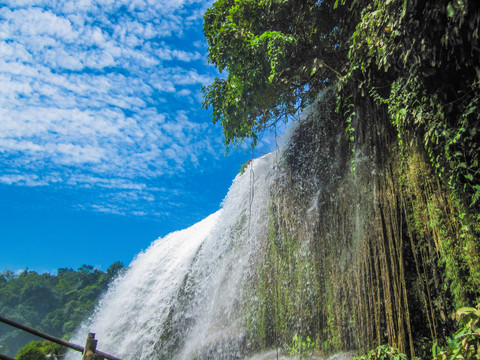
[[0, 315, 122, 360]]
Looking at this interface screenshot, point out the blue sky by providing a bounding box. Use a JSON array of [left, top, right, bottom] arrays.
[[0, 0, 276, 274]]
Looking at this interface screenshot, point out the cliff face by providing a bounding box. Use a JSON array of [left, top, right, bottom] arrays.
[[246, 88, 470, 358]]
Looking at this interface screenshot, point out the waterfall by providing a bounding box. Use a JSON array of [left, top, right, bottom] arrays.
[[63, 86, 460, 360], [66, 153, 276, 360]]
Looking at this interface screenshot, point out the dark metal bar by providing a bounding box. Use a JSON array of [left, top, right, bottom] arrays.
[[0, 315, 122, 360], [0, 353, 15, 360], [0, 315, 84, 352]]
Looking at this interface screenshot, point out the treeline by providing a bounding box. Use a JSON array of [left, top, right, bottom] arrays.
[[0, 262, 124, 357]]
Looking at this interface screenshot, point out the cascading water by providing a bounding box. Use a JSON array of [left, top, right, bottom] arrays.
[[66, 153, 277, 360], [65, 86, 457, 360]]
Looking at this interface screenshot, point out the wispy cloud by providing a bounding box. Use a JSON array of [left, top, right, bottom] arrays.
[[0, 0, 224, 216]]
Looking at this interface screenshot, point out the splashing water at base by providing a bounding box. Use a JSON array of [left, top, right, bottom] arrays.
[[66, 154, 276, 360]]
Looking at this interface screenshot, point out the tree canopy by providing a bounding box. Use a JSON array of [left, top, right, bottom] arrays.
[[202, 0, 347, 148], [203, 0, 480, 209], [16, 340, 64, 360]]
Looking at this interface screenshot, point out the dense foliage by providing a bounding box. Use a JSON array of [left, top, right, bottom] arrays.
[[204, 0, 480, 302], [0, 263, 124, 357], [202, 0, 346, 148], [353, 345, 408, 360], [203, 0, 479, 211], [352, 306, 480, 360], [204, 0, 480, 358], [338, 0, 480, 309], [16, 340, 64, 360], [343, 0, 480, 209], [433, 306, 480, 360]]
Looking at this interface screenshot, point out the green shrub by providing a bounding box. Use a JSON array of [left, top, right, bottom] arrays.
[[16, 341, 46, 360], [288, 333, 316, 358], [353, 345, 408, 360], [433, 306, 480, 360]]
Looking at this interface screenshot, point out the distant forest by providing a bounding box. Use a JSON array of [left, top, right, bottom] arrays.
[[0, 262, 124, 358]]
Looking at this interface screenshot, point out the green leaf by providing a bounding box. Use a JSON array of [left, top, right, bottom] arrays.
[[401, 0, 408, 19], [447, 3, 455, 18], [457, 307, 479, 317]]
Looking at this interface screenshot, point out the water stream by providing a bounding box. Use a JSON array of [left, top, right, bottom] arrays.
[[66, 91, 362, 360], [67, 154, 277, 360]]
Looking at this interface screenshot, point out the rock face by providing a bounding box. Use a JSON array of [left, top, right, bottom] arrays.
[[247, 88, 456, 359]]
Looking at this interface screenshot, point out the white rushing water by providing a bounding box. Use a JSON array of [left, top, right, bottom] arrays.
[[66, 153, 276, 360]]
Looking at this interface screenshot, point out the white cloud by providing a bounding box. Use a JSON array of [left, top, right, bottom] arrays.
[[156, 46, 202, 62], [0, 0, 224, 217], [66, 175, 146, 190], [177, 88, 192, 96], [171, 68, 213, 85], [0, 174, 48, 186]]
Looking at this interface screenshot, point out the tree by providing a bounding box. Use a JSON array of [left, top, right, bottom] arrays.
[[202, 0, 346, 148], [106, 261, 125, 281], [0, 270, 15, 283], [16, 340, 65, 360], [16, 341, 46, 360]]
